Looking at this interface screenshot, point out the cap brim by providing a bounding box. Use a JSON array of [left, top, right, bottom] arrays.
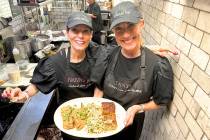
[[67, 20, 92, 29], [110, 17, 139, 29]]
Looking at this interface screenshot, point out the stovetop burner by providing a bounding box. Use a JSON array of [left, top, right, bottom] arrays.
[[0, 103, 22, 139]]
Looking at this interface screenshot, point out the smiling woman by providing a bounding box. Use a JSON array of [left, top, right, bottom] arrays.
[[66, 23, 93, 56], [1, 11, 106, 140], [93, 2, 174, 140]]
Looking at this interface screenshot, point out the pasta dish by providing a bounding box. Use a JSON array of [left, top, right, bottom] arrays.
[[61, 102, 117, 134]]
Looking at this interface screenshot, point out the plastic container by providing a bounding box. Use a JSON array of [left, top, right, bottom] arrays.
[[13, 47, 21, 62], [13, 43, 29, 70], [7, 64, 21, 83]]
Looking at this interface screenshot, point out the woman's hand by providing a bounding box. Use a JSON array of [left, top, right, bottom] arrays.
[[124, 105, 141, 127], [2, 87, 27, 103], [146, 45, 178, 57]]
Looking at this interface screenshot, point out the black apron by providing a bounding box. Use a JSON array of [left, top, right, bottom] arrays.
[[58, 47, 95, 140], [104, 48, 147, 109], [58, 47, 95, 104], [102, 48, 146, 140]]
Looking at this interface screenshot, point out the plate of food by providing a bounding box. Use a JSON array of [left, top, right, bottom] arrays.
[[54, 97, 126, 138]]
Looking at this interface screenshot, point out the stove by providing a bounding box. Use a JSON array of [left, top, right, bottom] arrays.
[[0, 88, 23, 139], [0, 103, 23, 139], [0, 90, 54, 140]]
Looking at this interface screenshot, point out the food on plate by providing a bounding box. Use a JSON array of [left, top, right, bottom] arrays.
[[60, 102, 118, 134], [61, 106, 74, 129], [102, 102, 117, 130], [0, 79, 5, 85]]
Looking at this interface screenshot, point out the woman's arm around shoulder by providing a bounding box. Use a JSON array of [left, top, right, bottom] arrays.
[[152, 57, 174, 105]]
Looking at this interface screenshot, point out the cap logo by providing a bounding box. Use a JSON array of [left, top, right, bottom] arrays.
[[114, 9, 131, 18]]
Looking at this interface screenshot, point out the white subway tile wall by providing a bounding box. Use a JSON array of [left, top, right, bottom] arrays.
[[1, 0, 210, 139], [139, 0, 210, 139]]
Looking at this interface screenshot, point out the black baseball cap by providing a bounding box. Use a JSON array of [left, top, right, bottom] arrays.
[[110, 1, 143, 29], [66, 12, 92, 29]]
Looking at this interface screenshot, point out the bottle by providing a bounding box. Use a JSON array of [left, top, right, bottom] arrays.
[[12, 47, 21, 62]]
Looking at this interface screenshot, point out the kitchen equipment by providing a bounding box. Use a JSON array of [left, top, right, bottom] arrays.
[[0, 88, 21, 117], [13, 39, 30, 70], [51, 30, 68, 42], [7, 64, 21, 83], [0, 93, 14, 109], [0, 88, 23, 139], [34, 44, 56, 59], [15, 38, 32, 58], [30, 34, 50, 53], [100, 30, 107, 45]]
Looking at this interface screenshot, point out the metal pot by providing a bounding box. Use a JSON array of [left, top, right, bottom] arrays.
[[30, 34, 50, 53]]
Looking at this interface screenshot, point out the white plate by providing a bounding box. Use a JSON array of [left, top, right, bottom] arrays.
[[54, 97, 126, 138]]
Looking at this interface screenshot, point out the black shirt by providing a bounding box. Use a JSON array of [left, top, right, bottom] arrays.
[[93, 46, 174, 109], [115, 52, 141, 80], [86, 2, 103, 32], [30, 43, 104, 104]]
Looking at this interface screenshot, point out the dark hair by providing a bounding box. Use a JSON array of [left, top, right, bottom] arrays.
[[66, 27, 70, 32]]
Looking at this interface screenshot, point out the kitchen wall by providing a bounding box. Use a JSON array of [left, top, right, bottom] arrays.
[[138, 0, 210, 140]]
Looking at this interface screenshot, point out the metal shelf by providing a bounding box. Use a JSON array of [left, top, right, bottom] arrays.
[[18, 0, 53, 34], [17, 0, 53, 7], [18, 3, 39, 6]]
